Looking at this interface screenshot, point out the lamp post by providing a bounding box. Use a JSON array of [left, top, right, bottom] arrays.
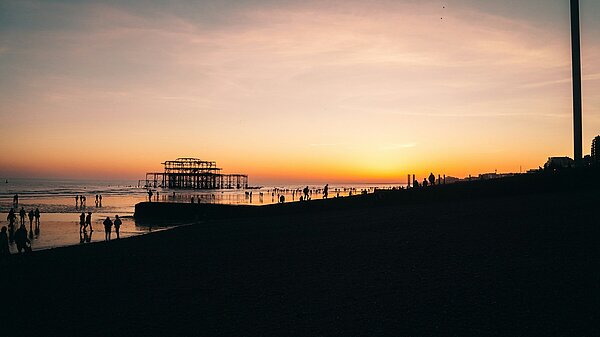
[[571, 0, 582, 164]]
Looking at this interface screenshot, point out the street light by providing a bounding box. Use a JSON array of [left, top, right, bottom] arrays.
[[571, 0, 582, 163]]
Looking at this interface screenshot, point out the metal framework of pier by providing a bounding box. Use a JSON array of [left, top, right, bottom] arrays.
[[141, 158, 248, 189]]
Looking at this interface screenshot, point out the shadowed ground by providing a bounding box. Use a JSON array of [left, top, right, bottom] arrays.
[[2, 175, 599, 336]]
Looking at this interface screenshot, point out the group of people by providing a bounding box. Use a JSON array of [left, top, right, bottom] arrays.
[[80, 212, 122, 241], [75, 194, 104, 208], [2, 206, 41, 256], [0, 224, 30, 256], [411, 173, 443, 188]]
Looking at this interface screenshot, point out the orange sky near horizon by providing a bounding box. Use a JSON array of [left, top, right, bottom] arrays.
[[1, 0, 600, 185]]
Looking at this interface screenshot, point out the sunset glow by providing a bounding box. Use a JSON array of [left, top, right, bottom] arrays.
[[1, 0, 600, 184]]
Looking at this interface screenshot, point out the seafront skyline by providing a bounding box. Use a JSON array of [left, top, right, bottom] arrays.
[[1, 0, 600, 184]]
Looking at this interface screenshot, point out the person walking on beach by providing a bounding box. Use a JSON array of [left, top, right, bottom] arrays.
[[75, 195, 79, 207], [28, 209, 34, 227], [13, 194, 18, 207], [34, 208, 40, 226], [99, 194, 102, 207], [148, 190, 153, 202], [19, 207, 26, 226], [323, 184, 329, 199], [95, 195, 98, 207], [28, 210, 34, 239], [0, 226, 10, 258], [86, 212, 93, 232], [113, 215, 122, 239], [79, 212, 86, 232], [7, 209, 16, 243], [103, 217, 113, 241], [14, 225, 30, 254], [303, 186, 310, 200]]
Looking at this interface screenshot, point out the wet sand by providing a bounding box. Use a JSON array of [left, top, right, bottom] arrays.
[[1, 172, 598, 336]]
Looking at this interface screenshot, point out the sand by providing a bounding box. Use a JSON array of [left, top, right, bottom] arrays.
[[1, 172, 598, 336]]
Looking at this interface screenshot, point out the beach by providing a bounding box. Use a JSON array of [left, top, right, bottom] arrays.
[[2, 171, 598, 336], [1, 179, 388, 252]]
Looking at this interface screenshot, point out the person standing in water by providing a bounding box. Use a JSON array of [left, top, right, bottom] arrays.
[[7, 209, 16, 243], [79, 212, 86, 232], [85, 212, 93, 232], [34, 208, 40, 226], [28, 210, 34, 227], [103, 217, 113, 241], [19, 207, 26, 226], [27, 210, 34, 239], [113, 215, 122, 239]]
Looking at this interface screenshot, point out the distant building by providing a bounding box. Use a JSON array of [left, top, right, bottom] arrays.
[[592, 136, 600, 163], [544, 157, 574, 170]]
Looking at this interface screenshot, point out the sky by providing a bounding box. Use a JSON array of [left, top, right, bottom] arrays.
[[1, 0, 599, 184]]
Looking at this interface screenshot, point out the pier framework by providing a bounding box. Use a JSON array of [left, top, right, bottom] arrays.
[[141, 158, 248, 189]]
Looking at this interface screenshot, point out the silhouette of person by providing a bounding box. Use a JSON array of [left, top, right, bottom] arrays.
[[86, 212, 93, 232], [34, 208, 40, 226], [323, 184, 329, 199], [13, 194, 19, 207], [113, 215, 122, 239], [79, 212, 86, 232], [19, 207, 26, 226], [14, 225, 30, 253], [7, 209, 16, 243], [28, 209, 34, 227], [99, 194, 102, 207], [303, 186, 309, 200], [0, 226, 9, 258], [422, 178, 428, 187], [279, 195, 285, 203], [95, 194, 99, 207], [103, 217, 113, 241], [27, 210, 34, 240], [148, 190, 153, 202], [75, 195, 79, 207], [428, 173, 435, 186]]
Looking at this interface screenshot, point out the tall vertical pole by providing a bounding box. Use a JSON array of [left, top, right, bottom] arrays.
[[571, 0, 583, 163]]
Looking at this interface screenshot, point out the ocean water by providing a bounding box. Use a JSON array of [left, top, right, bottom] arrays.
[[0, 178, 404, 252]]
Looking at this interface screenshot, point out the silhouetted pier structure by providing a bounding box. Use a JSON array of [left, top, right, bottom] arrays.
[[141, 157, 248, 189]]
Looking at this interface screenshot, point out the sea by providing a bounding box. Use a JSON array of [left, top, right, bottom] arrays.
[[0, 178, 405, 253]]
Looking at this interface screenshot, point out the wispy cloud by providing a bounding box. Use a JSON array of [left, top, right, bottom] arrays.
[[381, 143, 417, 150]]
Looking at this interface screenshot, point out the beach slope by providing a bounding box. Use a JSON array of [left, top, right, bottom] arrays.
[[2, 174, 599, 336]]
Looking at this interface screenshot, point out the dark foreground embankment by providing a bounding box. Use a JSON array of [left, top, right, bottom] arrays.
[[1, 169, 599, 336]]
